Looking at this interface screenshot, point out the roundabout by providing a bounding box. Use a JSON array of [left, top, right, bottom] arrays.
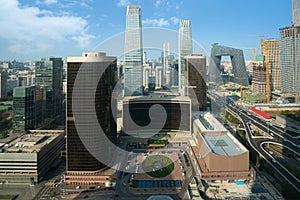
[[142, 155, 175, 178]]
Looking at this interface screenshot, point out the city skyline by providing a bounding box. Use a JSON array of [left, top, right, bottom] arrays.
[[0, 0, 293, 61]]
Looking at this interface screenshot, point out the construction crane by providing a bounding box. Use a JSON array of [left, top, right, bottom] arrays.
[[248, 88, 251, 103], [248, 34, 264, 55], [259, 35, 265, 55], [244, 48, 257, 61], [240, 84, 243, 102], [265, 43, 271, 104]]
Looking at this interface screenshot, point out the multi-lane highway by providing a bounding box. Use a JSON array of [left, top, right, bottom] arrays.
[[208, 91, 300, 192]]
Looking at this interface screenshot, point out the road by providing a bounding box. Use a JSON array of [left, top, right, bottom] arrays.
[[208, 91, 300, 192]]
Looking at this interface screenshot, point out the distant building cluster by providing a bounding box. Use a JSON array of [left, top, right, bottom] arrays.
[[0, 2, 299, 199]]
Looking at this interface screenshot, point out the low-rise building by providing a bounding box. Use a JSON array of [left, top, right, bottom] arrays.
[[0, 130, 65, 185], [191, 112, 253, 182]]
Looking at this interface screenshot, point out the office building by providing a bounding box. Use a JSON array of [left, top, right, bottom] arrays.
[[143, 65, 150, 90], [0, 130, 64, 185], [13, 86, 37, 131], [185, 55, 207, 111], [170, 56, 179, 88], [35, 57, 63, 119], [179, 20, 193, 96], [280, 26, 300, 95], [163, 42, 170, 85], [155, 66, 163, 90], [124, 5, 143, 96], [65, 52, 117, 187], [143, 51, 147, 64], [208, 44, 249, 86], [0, 70, 7, 99], [192, 112, 253, 181], [260, 39, 280, 91], [123, 95, 191, 134], [7, 79, 18, 96]]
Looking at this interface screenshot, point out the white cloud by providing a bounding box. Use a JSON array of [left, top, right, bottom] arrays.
[[36, 0, 58, 5], [0, 0, 94, 57], [142, 18, 169, 27], [44, 0, 57, 4], [118, 0, 130, 7], [171, 16, 180, 25], [154, 0, 161, 8]]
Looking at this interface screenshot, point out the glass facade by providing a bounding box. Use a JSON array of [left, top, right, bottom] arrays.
[[293, 0, 300, 26], [66, 53, 117, 172], [13, 86, 36, 131], [208, 44, 249, 86], [280, 26, 300, 94], [179, 20, 192, 96], [0, 71, 7, 99], [185, 55, 207, 111], [124, 6, 143, 96], [35, 57, 63, 119], [123, 99, 191, 132]]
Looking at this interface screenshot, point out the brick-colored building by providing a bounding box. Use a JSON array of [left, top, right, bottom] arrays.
[[192, 113, 253, 182]]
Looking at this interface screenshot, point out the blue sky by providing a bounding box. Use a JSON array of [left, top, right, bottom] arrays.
[[0, 0, 292, 61]]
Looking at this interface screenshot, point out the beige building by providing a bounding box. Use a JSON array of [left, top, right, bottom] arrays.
[[260, 39, 280, 91], [192, 113, 253, 181], [0, 130, 64, 185]]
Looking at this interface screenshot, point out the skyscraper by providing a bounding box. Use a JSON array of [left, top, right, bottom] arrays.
[[35, 57, 63, 119], [163, 42, 170, 85], [0, 70, 7, 99], [124, 5, 143, 96], [65, 52, 117, 187], [185, 55, 207, 111], [13, 86, 36, 131], [179, 20, 192, 96], [278, 1, 300, 99], [280, 26, 300, 94], [293, 0, 300, 26]]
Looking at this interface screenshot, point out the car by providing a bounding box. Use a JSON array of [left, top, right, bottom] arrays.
[[269, 151, 273, 155]]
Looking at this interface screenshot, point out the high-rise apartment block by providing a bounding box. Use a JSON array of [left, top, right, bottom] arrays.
[[179, 20, 192, 96], [35, 57, 63, 119], [124, 5, 143, 96], [185, 55, 207, 111], [65, 52, 117, 187], [260, 39, 280, 91]]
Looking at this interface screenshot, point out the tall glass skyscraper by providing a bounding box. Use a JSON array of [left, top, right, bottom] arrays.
[[178, 20, 192, 96], [65, 52, 117, 186], [35, 57, 63, 119], [279, 26, 300, 94], [279, 1, 300, 95], [124, 5, 143, 96]]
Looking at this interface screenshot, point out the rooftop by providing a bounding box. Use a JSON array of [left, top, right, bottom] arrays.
[[202, 133, 246, 156], [1, 130, 64, 153], [194, 112, 227, 132], [193, 112, 247, 156], [123, 94, 191, 103]]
